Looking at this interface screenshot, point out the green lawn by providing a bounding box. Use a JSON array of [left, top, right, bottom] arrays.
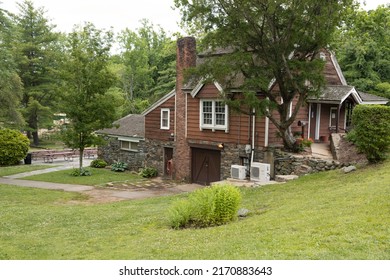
[[0, 161, 389, 260], [0, 165, 56, 177], [21, 168, 144, 186]]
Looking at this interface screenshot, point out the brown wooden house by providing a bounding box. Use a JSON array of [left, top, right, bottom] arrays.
[[143, 37, 388, 184]]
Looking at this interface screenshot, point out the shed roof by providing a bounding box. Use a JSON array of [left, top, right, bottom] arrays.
[[96, 114, 144, 138], [358, 91, 389, 104]]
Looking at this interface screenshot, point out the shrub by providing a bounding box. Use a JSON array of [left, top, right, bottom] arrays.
[[0, 128, 30, 166], [168, 184, 242, 229], [90, 159, 107, 168], [70, 168, 91, 176], [168, 200, 193, 230], [111, 161, 128, 172], [139, 167, 158, 178], [352, 105, 390, 163]]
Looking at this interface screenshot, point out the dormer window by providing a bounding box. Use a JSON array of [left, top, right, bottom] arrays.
[[320, 52, 326, 61]]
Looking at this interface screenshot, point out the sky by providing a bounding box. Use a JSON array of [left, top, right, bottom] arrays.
[[1, 0, 183, 34], [1, 0, 389, 35]]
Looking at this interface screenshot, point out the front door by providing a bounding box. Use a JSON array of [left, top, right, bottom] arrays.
[[191, 148, 221, 185]]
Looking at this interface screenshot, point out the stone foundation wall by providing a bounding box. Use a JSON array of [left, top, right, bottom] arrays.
[[143, 139, 174, 176], [98, 138, 145, 171]]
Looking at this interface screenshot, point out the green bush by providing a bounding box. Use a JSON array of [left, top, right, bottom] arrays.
[[352, 105, 390, 163], [168, 184, 242, 229], [111, 161, 128, 172], [70, 168, 91, 176], [139, 167, 158, 178], [90, 159, 107, 168], [0, 128, 30, 166]]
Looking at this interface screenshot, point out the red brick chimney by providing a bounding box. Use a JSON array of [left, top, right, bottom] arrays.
[[174, 37, 197, 181]]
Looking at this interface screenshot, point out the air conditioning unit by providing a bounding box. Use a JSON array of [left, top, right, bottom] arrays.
[[250, 162, 270, 182], [231, 165, 247, 180]]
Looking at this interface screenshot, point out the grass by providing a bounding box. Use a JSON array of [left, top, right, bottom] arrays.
[[0, 165, 56, 177], [0, 161, 389, 259], [22, 168, 144, 186]]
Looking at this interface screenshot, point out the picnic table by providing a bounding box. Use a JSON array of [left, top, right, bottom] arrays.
[[43, 152, 75, 163]]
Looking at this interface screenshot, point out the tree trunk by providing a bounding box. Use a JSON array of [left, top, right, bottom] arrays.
[[281, 126, 299, 152], [32, 131, 39, 146], [79, 147, 84, 172]]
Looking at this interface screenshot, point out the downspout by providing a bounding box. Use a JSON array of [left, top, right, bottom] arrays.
[[251, 108, 256, 165]]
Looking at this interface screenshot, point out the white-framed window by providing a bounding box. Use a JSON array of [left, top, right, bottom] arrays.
[[160, 108, 170, 130], [119, 139, 139, 152], [200, 100, 229, 132]]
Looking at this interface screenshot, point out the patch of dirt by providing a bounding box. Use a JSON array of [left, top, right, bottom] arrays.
[[336, 134, 368, 166]]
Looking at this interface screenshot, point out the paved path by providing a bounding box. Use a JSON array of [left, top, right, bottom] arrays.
[[0, 159, 203, 203]]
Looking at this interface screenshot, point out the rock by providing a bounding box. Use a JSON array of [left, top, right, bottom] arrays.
[[342, 165, 357, 173], [238, 208, 250, 217], [275, 175, 299, 182]]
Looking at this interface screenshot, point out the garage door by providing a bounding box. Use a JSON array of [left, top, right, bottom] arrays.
[[191, 148, 221, 185]]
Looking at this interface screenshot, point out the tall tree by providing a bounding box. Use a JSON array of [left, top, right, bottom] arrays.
[[333, 4, 390, 98], [117, 20, 176, 114], [174, 0, 357, 151], [13, 0, 60, 145], [60, 23, 121, 171], [0, 7, 24, 127]]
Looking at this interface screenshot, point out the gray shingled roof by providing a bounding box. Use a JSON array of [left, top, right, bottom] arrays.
[[96, 114, 144, 138], [308, 85, 357, 103], [358, 91, 389, 104]]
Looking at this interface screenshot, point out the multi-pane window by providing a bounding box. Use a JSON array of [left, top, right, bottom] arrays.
[[160, 109, 170, 130], [120, 140, 139, 151], [200, 100, 228, 132]]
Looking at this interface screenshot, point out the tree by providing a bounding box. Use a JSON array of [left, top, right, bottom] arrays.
[[13, 0, 60, 145], [117, 20, 176, 114], [174, 0, 356, 151], [333, 4, 390, 98], [60, 23, 121, 171], [0, 7, 24, 127]]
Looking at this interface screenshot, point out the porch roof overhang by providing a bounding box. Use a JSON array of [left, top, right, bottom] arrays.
[[307, 85, 362, 105]]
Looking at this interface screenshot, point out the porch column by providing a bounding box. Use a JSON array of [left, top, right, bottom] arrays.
[[336, 104, 341, 133]]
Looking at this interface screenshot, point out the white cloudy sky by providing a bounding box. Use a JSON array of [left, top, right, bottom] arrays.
[[1, 0, 389, 35]]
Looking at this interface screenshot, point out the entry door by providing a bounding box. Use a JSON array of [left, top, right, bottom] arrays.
[[191, 148, 221, 185], [164, 147, 173, 176], [310, 103, 317, 140]]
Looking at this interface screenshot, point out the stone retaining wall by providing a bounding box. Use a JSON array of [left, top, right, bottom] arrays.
[[274, 151, 344, 176]]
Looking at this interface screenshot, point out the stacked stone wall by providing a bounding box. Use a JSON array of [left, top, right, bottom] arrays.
[[98, 138, 145, 171]]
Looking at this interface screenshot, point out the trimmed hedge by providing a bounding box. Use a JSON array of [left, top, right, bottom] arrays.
[[0, 128, 30, 166], [351, 105, 390, 163]]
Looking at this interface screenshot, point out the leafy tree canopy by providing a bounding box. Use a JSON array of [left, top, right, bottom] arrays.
[[333, 4, 390, 98], [60, 23, 122, 170]]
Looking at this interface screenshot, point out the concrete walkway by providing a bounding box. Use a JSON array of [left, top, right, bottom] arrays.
[[0, 158, 203, 203], [311, 143, 334, 159]]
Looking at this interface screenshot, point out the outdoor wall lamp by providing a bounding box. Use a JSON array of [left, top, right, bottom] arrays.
[[217, 143, 224, 149]]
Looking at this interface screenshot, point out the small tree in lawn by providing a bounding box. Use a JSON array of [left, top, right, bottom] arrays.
[[60, 23, 121, 172]]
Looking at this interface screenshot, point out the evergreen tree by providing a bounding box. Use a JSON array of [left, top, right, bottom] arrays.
[[13, 0, 60, 145], [0, 7, 24, 127]]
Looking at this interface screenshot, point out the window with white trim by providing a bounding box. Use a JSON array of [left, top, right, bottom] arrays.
[[160, 109, 170, 130], [200, 100, 228, 132], [120, 140, 139, 152]]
